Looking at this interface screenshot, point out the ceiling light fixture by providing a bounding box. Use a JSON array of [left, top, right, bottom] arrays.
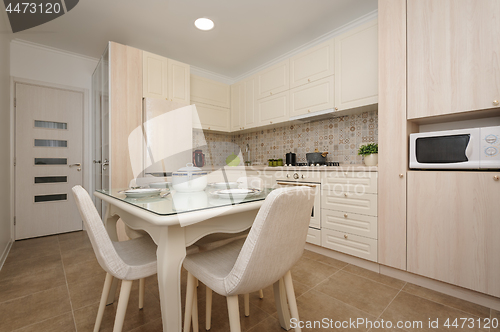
[[194, 18, 214, 31]]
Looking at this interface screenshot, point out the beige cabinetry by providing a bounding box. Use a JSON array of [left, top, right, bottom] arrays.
[[289, 76, 334, 118], [257, 91, 289, 126], [407, 171, 500, 297], [190, 75, 230, 132], [289, 39, 334, 89], [142, 51, 190, 105], [335, 19, 378, 111], [377, 0, 409, 270], [230, 82, 244, 131], [256, 59, 290, 99], [243, 76, 258, 128], [407, 0, 500, 119], [320, 171, 378, 262]]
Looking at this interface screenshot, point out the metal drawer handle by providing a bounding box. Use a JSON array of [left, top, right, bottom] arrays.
[[344, 193, 348, 197], [344, 213, 348, 218], [344, 234, 348, 239], [276, 182, 317, 188], [69, 163, 81, 167]]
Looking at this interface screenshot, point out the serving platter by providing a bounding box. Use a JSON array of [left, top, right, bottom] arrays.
[[211, 188, 261, 199], [123, 188, 161, 198]]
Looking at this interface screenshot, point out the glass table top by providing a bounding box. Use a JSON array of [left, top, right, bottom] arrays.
[[96, 187, 273, 216]]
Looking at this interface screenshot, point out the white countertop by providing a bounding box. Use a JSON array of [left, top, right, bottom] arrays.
[[200, 164, 378, 172]]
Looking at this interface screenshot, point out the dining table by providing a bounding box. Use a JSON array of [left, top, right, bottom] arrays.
[[94, 186, 293, 332]]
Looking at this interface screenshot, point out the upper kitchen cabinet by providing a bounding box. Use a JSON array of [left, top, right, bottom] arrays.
[[193, 103, 230, 132], [256, 59, 290, 99], [334, 19, 378, 111], [190, 75, 230, 108], [290, 76, 334, 117], [143, 51, 190, 105], [230, 82, 244, 131], [289, 39, 334, 89], [257, 91, 289, 126], [243, 76, 258, 128], [407, 0, 500, 119]]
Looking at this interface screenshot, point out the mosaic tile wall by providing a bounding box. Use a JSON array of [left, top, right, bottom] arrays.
[[193, 110, 378, 167], [193, 129, 240, 167]]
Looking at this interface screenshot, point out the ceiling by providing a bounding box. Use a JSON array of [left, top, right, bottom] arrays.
[[12, 0, 377, 79]]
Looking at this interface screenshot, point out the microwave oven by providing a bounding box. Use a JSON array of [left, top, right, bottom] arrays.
[[409, 126, 500, 169]]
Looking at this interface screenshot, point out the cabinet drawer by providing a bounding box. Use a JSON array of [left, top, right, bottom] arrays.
[[322, 171, 377, 194], [322, 229, 377, 262], [322, 192, 377, 216], [306, 227, 321, 246], [322, 209, 377, 239]]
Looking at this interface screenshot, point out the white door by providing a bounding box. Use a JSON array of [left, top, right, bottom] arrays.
[[15, 83, 84, 239]]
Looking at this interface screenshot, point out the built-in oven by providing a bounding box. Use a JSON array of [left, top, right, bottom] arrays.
[[275, 171, 321, 229]]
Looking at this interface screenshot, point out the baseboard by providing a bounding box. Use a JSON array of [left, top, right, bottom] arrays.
[[304, 243, 500, 311], [0, 239, 13, 271]]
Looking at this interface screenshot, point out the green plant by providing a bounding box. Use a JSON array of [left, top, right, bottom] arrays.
[[358, 143, 378, 156]]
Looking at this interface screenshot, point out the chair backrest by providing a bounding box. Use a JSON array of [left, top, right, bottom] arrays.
[[71, 185, 131, 279], [223, 186, 315, 295], [237, 177, 263, 190]]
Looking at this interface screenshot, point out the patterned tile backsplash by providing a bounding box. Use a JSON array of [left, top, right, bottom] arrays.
[[193, 110, 378, 167]]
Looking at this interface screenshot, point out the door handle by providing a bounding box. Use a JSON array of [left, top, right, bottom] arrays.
[[69, 163, 81, 167], [102, 160, 109, 171]]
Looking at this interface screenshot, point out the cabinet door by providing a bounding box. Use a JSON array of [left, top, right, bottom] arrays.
[[257, 91, 289, 126], [190, 75, 230, 108], [290, 39, 334, 88], [407, 172, 500, 297], [256, 59, 289, 99], [407, 0, 500, 119], [168, 59, 190, 105], [335, 19, 378, 111], [290, 76, 334, 118], [244, 76, 258, 128], [230, 82, 244, 131], [143, 51, 168, 99], [194, 103, 230, 132]]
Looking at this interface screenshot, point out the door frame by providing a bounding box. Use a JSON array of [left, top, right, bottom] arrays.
[[10, 77, 91, 240]]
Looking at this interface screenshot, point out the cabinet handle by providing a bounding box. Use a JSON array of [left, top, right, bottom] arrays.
[[208, 127, 211, 130], [270, 92, 273, 95], [344, 213, 348, 218], [344, 193, 348, 197], [493, 100, 499, 106], [308, 110, 310, 113], [335, 107, 338, 111], [494, 175, 499, 181], [270, 121, 273, 124], [399, 173, 404, 178], [308, 79, 311, 82], [344, 234, 348, 239]]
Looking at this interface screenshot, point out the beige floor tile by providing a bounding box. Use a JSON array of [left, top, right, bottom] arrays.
[[246, 316, 285, 332], [296, 289, 376, 332], [290, 256, 339, 288], [402, 283, 490, 319], [0, 254, 62, 282], [5, 237, 60, 264], [11, 313, 76, 332], [381, 291, 488, 332], [0, 285, 72, 332], [0, 264, 66, 303], [127, 318, 163, 332], [61, 246, 97, 268], [491, 309, 500, 332], [315, 270, 400, 317], [64, 257, 105, 285], [67, 273, 110, 310], [302, 249, 350, 269], [58, 230, 93, 252], [343, 264, 406, 290]]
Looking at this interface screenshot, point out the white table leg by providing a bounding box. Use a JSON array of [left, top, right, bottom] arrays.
[[273, 278, 291, 330], [157, 225, 186, 332]]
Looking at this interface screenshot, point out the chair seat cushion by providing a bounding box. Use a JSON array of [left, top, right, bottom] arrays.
[[194, 230, 249, 252], [183, 238, 245, 296], [112, 235, 157, 280]]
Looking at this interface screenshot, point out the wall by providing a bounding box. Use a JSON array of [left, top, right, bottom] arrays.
[[10, 39, 99, 194], [0, 14, 12, 267], [196, 110, 378, 168]]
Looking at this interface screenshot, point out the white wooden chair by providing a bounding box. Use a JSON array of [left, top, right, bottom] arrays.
[[183, 187, 316, 332]]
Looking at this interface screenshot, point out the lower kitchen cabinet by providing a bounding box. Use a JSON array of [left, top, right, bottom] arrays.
[[407, 171, 500, 297], [322, 209, 377, 239], [322, 229, 378, 262], [307, 228, 322, 246], [322, 191, 377, 216]]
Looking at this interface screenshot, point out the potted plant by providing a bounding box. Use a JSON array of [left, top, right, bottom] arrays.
[[277, 158, 283, 166], [358, 143, 378, 166]]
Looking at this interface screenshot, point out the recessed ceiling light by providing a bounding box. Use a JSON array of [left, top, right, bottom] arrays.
[[194, 18, 214, 31]]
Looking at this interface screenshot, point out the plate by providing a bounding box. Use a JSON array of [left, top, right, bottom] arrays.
[[212, 188, 261, 199], [124, 188, 161, 198], [209, 182, 239, 189], [149, 182, 171, 189]]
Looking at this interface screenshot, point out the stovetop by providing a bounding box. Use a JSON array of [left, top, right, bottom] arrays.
[[291, 162, 340, 167]]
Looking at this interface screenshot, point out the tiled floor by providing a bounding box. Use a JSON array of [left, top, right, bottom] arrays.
[[0, 231, 499, 332]]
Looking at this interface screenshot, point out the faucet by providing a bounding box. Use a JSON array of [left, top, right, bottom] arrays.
[[245, 144, 251, 165]]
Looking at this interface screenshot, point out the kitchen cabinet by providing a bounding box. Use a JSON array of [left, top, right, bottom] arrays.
[[190, 74, 230, 108], [256, 59, 289, 99], [407, 0, 500, 119], [230, 82, 244, 131], [257, 91, 289, 126], [142, 51, 190, 105], [407, 171, 500, 297], [289, 39, 334, 89], [289, 76, 334, 118], [334, 19, 378, 111], [377, 0, 409, 270], [193, 103, 230, 132], [243, 76, 258, 128], [322, 229, 378, 262]]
